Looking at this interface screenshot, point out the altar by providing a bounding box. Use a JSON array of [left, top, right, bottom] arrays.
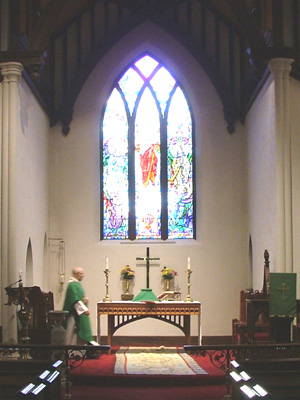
[[97, 301, 201, 348]]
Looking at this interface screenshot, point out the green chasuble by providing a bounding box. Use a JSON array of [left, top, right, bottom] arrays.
[[63, 280, 93, 342]]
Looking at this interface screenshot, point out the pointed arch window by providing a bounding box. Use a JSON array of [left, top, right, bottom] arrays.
[[101, 54, 195, 240]]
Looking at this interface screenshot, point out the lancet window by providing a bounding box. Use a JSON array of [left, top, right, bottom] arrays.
[[101, 54, 195, 240]]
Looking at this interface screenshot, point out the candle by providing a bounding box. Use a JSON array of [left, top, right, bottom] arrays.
[[19, 270, 23, 279], [105, 257, 109, 270], [187, 257, 191, 270]]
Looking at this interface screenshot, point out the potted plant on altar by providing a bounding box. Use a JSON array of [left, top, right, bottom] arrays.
[[161, 266, 178, 291], [121, 265, 135, 300]]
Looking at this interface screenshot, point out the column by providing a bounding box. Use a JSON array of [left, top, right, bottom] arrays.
[[269, 58, 293, 273], [0, 62, 23, 343]]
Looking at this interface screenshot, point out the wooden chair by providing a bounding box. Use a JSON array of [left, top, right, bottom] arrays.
[[232, 250, 271, 344], [232, 289, 270, 344]]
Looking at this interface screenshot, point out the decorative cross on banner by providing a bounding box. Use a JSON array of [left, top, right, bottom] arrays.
[[136, 247, 160, 288], [269, 273, 297, 317], [277, 282, 290, 301]]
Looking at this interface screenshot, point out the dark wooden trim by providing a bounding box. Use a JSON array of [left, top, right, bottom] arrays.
[[29, 0, 70, 51], [104, 0, 109, 36], [76, 17, 82, 66], [224, 0, 267, 52], [215, 15, 220, 69], [90, 3, 96, 49], [187, 0, 192, 37], [228, 29, 235, 97], [272, 0, 283, 48], [240, 64, 270, 124], [97, 335, 232, 346], [62, 30, 68, 96], [50, 7, 240, 133], [200, 3, 206, 49], [293, 0, 299, 49]]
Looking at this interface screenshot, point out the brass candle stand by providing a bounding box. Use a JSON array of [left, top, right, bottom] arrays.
[[185, 269, 193, 302], [103, 268, 112, 302]]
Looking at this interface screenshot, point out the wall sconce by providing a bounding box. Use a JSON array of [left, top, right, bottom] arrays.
[[49, 238, 66, 287], [58, 240, 65, 286], [59, 273, 65, 286]]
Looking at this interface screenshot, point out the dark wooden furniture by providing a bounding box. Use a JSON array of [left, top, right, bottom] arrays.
[[5, 285, 54, 344], [232, 289, 270, 344], [28, 286, 54, 344], [232, 250, 271, 344], [245, 298, 300, 343], [97, 301, 201, 349]]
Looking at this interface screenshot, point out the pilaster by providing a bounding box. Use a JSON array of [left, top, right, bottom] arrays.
[[0, 62, 23, 343], [269, 58, 293, 273]]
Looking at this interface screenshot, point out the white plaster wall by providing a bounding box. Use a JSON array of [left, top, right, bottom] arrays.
[[291, 77, 300, 297], [16, 77, 50, 289], [247, 73, 300, 297], [49, 22, 248, 338], [245, 74, 277, 289]]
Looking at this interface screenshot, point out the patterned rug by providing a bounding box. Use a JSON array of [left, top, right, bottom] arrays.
[[114, 346, 208, 375]]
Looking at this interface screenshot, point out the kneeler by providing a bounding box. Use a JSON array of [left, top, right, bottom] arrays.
[[269, 273, 297, 343]]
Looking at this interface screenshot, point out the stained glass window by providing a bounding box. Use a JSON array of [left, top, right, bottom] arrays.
[[101, 54, 194, 240]]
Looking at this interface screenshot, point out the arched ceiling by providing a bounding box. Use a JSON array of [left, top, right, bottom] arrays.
[[31, 0, 260, 51], [23, 0, 264, 134], [3, 0, 298, 133]]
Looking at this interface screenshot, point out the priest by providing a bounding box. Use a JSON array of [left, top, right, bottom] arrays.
[[63, 267, 98, 345]]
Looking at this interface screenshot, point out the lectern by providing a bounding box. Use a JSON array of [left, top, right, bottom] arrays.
[[5, 285, 54, 344]]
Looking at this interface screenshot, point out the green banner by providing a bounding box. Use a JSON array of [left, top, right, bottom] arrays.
[[269, 273, 297, 317]]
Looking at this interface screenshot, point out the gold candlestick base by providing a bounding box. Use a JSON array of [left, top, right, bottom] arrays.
[[103, 269, 112, 302], [185, 269, 193, 302]]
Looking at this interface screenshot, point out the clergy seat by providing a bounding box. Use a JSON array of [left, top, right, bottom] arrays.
[[232, 289, 270, 344], [28, 287, 54, 344]]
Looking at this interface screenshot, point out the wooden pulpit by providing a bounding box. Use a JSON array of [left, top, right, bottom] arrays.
[[5, 285, 54, 344]]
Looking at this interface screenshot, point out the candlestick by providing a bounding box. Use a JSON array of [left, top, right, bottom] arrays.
[[103, 264, 112, 302], [185, 267, 193, 302]]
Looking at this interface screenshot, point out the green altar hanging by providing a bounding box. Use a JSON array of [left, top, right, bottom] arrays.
[[269, 273, 297, 317]]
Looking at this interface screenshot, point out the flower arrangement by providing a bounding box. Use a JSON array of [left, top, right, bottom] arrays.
[[161, 266, 178, 280], [120, 265, 135, 280]]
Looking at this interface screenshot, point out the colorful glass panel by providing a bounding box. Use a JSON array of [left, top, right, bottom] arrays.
[[102, 54, 194, 240], [118, 68, 144, 115], [135, 55, 159, 78], [135, 88, 161, 239], [102, 88, 129, 239], [167, 87, 193, 239], [150, 67, 176, 115]]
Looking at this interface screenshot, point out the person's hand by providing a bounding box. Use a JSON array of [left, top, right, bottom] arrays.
[[83, 310, 90, 315]]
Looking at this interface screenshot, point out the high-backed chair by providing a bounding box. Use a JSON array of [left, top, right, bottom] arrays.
[[232, 250, 271, 344], [232, 289, 270, 344]]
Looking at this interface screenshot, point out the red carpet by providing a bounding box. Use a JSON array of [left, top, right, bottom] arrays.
[[67, 347, 228, 399]]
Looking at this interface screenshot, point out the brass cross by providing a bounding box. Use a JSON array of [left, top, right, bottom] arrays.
[[278, 282, 290, 301]]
